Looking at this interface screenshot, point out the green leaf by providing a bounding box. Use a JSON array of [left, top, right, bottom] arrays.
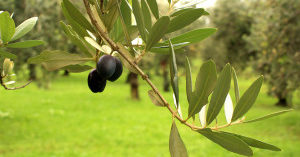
[[206, 64, 232, 125], [167, 8, 209, 33], [169, 121, 188, 157], [60, 22, 94, 57], [222, 132, 281, 151], [0, 49, 16, 59], [62, 64, 93, 73], [62, 0, 94, 33], [6, 40, 44, 48], [141, 0, 152, 32], [198, 129, 253, 156], [120, 0, 132, 26], [185, 56, 193, 105], [148, 90, 164, 107], [101, 0, 119, 32], [170, 8, 194, 17], [188, 60, 217, 119], [232, 76, 264, 121], [232, 67, 240, 103], [84, 37, 104, 51], [150, 28, 217, 53], [0, 11, 15, 43], [116, 43, 138, 73], [11, 17, 38, 41], [61, 3, 89, 38], [244, 109, 293, 123], [28, 50, 92, 71], [146, 16, 170, 51], [169, 40, 179, 105], [146, 0, 159, 19], [132, 0, 147, 41]]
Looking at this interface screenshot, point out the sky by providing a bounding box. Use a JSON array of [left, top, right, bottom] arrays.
[[174, 0, 217, 9]]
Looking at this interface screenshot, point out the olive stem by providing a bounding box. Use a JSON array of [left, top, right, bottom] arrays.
[[82, 0, 244, 131]]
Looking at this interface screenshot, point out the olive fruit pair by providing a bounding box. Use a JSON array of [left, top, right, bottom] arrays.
[[88, 55, 123, 93]]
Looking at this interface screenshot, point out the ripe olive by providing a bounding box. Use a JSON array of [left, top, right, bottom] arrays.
[[96, 55, 116, 79], [108, 57, 123, 82], [88, 69, 106, 93]]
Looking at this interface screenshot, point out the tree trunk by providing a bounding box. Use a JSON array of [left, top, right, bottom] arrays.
[[28, 64, 37, 81], [275, 97, 288, 107], [127, 72, 139, 100], [63, 70, 70, 76]]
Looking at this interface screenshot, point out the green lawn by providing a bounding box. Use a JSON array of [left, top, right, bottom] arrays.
[[0, 70, 299, 157]]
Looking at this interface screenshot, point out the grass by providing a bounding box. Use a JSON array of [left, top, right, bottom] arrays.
[[0, 69, 299, 157]]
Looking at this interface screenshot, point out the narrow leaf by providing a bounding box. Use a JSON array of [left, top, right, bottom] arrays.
[[232, 67, 240, 103], [62, 64, 93, 73], [169, 121, 188, 157], [150, 28, 217, 53], [188, 60, 217, 119], [6, 40, 44, 48], [60, 22, 94, 57], [169, 40, 179, 105], [222, 132, 281, 151], [62, 0, 94, 32], [141, 0, 152, 31], [132, 0, 147, 41], [27, 50, 92, 71], [0, 11, 15, 43], [206, 64, 231, 125], [167, 8, 208, 33], [11, 17, 38, 41], [61, 3, 89, 38], [84, 37, 104, 52], [171, 8, 194, 17], [120, 0, 132, 26], [232, 76, 264, 121], [199, 105, 207, 127], [198, 129, 253, 156], [146, 0, 159, 19], [116, 43, 138, 73], [0, 49, 16, 59], [244, 109, 293, 123], [146, 16, 170, 51], [185, 56, 193, 105], [224, 94, 234, 124], [148, 90, 164, 107], [173, 93, 183, 119]]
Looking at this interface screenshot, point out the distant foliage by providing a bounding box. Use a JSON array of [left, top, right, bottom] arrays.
[[202, 0, 254, 70], [245, 0, 300, 106]]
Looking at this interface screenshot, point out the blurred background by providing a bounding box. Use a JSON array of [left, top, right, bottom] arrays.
[[0, 0, 299, 156]]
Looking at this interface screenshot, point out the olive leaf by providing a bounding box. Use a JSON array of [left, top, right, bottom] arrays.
[[198, 129, 253, 156], [148, 90, 164, 107], [6, 40, 44, 48], [188, 60, 217, 119], [0, 11, 15, 43], [232, 76, 263, 121], [11, 17, 38, 41], [206, 64, 231, 125], [169, 121, 188, 157], [27, 50, 93, 71], [221, 132, 281, 151]]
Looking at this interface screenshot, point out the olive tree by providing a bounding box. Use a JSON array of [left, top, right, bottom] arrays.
[[201, 0, 254, 70], [22, 0, 291, 156], [245, 0, 300, 107]]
